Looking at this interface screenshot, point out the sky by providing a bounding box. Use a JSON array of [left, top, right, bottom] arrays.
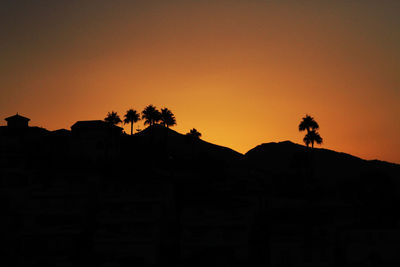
[[1, 0, 399, 163]]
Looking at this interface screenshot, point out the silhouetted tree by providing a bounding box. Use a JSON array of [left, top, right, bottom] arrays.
[[160, 108, 176, 128], [142, 105, 161, 126], [303, 130, 323, 148], [124, 109, 140, 135], [299, 115, 323, 148], [186, 128, 201, 139], [186, 128, 202, 159], [298, 114, 319, 134], [104, 111, 122, 125]]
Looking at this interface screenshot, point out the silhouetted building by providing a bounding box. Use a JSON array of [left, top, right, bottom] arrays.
[[5, 113, 30, 129], [0, 114, 49, 167], [70, 120, 123, 162], [45, 129, 72, 165]]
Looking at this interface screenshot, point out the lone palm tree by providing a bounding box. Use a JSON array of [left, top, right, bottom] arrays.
[[186, 128, 202, 158], [299, 114, 323, 148], [186, 128, 201, 139], [298, 115, 322, 187], [142, 105, 161, 126], [160, 108, 177, 128], [124, 109, 140, 135], [298, 114, 319, 134], [303, 130, 323, 148], [104, 111, 122, 126]]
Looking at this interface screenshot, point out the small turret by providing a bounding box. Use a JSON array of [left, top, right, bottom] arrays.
[[5, 113, 30, 129]]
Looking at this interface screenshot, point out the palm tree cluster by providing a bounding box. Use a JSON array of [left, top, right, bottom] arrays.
[[298, 114, 323, 148], [160, 108, 176, 128], [141, 105, 161, 127], [103, 105, 177, 135], [141, 105, 177, 128]]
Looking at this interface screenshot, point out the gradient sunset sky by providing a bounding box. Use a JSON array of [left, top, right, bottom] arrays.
[[1, 0, 399, 163]]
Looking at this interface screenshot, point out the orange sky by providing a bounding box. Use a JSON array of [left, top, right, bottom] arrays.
[[1, 0, 399, 163]]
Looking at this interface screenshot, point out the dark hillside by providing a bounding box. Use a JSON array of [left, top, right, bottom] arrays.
[[120, 125, 243, 172], [245, 141, 399, 186]]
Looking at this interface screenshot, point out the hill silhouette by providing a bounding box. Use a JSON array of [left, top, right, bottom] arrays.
[[137, 125, 242, 158], [2, 118, 400, 266], [245, 140, 400, 204], [245, 140, 399, 181], [121, 125, 243, 170]]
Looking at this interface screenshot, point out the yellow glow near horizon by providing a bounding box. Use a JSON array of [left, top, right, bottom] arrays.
[[1, 0, 399, 163]]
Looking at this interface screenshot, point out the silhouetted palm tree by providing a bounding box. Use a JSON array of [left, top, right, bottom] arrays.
[[186, 128, 202, 159], [303, 130, 323, 148], [299, 114, 323, 148], [142, 105, 161, 126], [186, 128, 201, 139], [160, 108, 176, 128], [104, 111, 122, 125], [298, 116, 322, 185], [298, 114, 319, 134], [124, 109, 140, 135]]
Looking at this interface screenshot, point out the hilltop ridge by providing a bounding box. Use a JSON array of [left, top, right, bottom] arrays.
[[129, 124, 243, 162]]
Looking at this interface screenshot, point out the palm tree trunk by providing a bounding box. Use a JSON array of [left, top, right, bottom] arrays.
[[130, 121, 133, 135]]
